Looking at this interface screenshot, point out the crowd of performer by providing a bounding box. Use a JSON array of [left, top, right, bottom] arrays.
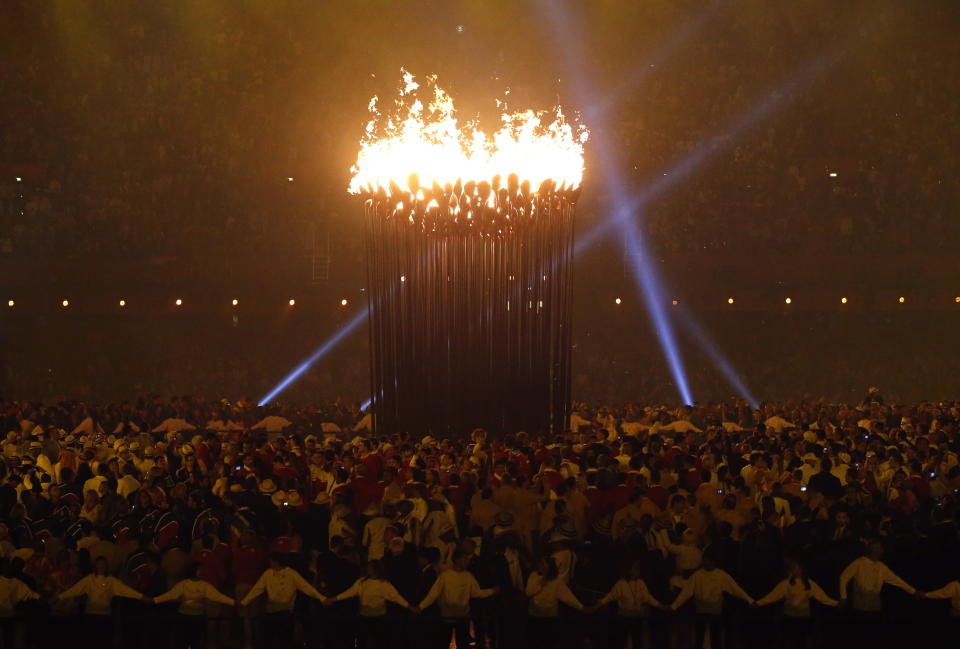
[[0, 393, 959, 648]]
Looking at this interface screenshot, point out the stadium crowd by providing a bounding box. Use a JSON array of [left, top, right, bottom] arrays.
[[0, 393, 958, 649], [2, 1, 959, 265]]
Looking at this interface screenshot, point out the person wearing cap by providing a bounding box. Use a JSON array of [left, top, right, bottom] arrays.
[[799, 453, 820, 485], [361, 503, 392, 561], [116, 462, 141, 500]]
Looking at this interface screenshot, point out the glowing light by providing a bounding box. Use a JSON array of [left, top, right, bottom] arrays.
[[232, 299, 239, 306], [671, 300, 679, 306], [955, 297, 960, 304], [349, 70, 588, 195], [898, 296, 905, 304], [6, 300, 13, 307], [828, 172, 838, 178], [175, 299, 183, 306], [727, 298, 734, 305], [340, 298, 348, 306], [119, 299, 126, 307], [614, 297, 622, 305], [61, 300, 69, 308], [289, 299, 296, 306], [14, 177, 21, 182], [287, 177, 294, 182], [259, 310, 368, 405], [784, 297, 792, 304], [841, 297, 848, 304], [400, 275, 406, 282]]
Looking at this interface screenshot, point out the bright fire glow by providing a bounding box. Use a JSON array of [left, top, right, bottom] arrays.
[[349, 71, 588, 195]]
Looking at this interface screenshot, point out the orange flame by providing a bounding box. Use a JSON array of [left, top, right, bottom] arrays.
[[349, 71, 588, 196]]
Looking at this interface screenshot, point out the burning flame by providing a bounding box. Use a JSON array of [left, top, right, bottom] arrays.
[[349, 71, 588, 196]]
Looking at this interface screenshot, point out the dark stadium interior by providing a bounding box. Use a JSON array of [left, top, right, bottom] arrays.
[[2, 2, 960, 649]]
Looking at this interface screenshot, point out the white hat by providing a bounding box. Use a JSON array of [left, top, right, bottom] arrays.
[[259, 479, 278, 494]]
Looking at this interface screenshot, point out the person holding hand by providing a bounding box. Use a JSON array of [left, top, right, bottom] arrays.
[[240, 553, 325, 649], [755, 559, 838, 649], [153, 563, 237, 649], [525, 557, 586, 649], [592, 560, 664, 649], [323, 560, 417, 648], [56, 556, 147, 648], [417, 549, 499, 649]]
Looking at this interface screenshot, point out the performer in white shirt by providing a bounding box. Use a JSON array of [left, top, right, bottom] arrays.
[[56, 557, 147, 643], [417, 550, 499, 649], [240, 553, 325, 649], [325, 560, 417, 648], [755, 559, 838, 649], [921, 579, 960, 616], [593, 560, 664, 649], [326, 560, 415, 616], [670, 553, 753, 649], [838, 541, 918, 612], [154, 563, 236, 649], [0, 572, 39, 617], [756, 559, 838, 616], [525, 556, 586, 649]]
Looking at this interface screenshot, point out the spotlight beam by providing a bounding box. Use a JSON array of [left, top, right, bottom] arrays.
[[673, 305, 760, 409], [575, 51, 836, 257], [617, 211, 694, 404], [536, 0, 695, 404], [257, 309, 368, 406]]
